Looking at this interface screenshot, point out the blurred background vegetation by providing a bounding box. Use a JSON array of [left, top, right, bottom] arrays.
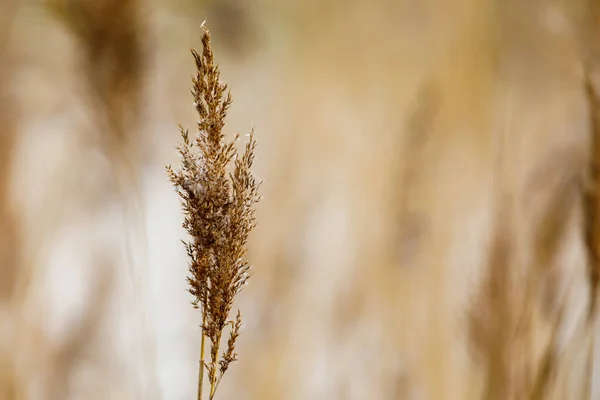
[[1, 0, 600, 399]]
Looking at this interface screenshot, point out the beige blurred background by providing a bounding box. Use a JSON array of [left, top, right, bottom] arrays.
[[1, 0, 600, 399]]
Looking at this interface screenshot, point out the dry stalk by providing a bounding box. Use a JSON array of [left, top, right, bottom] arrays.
[[584, 74, 600, 321], [583, 72, 600, 400], [41, 2, 154, 398], [47, 0, 144, 184], [569, 1, 600, 396], [0, 0, 19, 303], [581, 0, 600, 322], [166, 24, 261, 400], [468, 128, 576, 399], [0, 1, 21, 398], [470, 172, 579, 399], [469, 202, 515, 399]]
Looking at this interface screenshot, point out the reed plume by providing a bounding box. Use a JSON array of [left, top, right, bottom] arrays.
[[166, 24, 261, 400]]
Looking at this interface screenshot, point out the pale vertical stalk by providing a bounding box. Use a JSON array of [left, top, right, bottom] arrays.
[[211, 373, 225, 399], [209, 339, 221, 399], [584, 71, 600, 400], [198, 310, 207, 400]]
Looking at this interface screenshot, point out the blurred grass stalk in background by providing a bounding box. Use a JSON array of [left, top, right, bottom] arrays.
[[0, 0, 21, 397]]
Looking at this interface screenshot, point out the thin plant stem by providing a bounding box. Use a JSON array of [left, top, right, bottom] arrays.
[[198, 310, 207, 400], [209, 340, 221, 399], [211, 371, 227, 400]]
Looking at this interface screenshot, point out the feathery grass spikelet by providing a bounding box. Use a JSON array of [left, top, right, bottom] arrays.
[[166, 24, 260, 400]]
